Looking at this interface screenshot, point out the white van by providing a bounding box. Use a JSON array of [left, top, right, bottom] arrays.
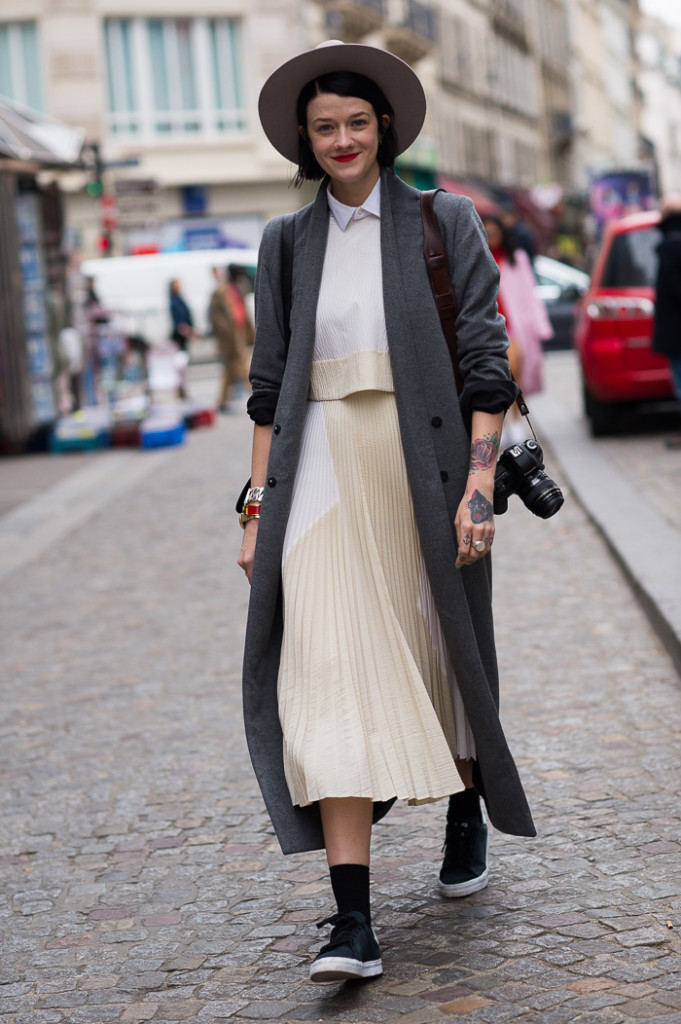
[[80, 248, 258, 347]]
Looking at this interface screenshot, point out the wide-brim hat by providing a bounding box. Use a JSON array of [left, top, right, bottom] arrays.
[[258, 40, 426, 164]]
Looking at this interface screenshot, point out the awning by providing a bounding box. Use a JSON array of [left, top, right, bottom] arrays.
[[438, 176, 504, 218], [0, 97, 84, 168]]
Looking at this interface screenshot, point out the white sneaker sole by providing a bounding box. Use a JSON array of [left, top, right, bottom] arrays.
[[309, 956, 383, 983], [438, 867, 489, 898]]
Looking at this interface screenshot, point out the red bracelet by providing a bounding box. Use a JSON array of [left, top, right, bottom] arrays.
[[243, 503, 262, 516]]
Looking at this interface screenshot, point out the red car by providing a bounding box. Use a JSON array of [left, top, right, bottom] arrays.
[[575, 210, 675, 436]]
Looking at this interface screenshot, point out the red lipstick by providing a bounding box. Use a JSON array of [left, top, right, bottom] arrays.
[[333, 154, 358, 163]]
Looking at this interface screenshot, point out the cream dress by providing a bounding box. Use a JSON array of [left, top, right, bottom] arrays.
[[277, 186, 474, 808]]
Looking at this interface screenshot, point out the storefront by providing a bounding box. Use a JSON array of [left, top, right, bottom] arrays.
[[0, 98, 83, 451]]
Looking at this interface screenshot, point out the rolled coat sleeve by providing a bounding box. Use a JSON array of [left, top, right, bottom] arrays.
[[247, 218, 289, 425], [434, 193, 518, 422]]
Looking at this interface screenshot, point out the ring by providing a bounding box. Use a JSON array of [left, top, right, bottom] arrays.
[[473, 539, 486, 553]]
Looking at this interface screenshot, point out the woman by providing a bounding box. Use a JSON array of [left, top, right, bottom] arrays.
[[238, 41, 535, 984], [481, 216, 552, 442]]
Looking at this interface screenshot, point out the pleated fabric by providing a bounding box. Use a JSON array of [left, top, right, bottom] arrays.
[[278, 385, 475, 807], [276, 208, 474, 808]]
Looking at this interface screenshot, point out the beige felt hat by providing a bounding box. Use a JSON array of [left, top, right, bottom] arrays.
[[258, 40, 426, 163]]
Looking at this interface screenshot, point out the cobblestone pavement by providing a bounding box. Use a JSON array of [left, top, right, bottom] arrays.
[[1, 392, 681, 1023]]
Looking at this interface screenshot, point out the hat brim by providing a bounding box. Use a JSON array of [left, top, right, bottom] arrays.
[[258, 42, 426, 164]]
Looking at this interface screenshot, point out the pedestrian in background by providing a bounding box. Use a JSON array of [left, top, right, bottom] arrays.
[[652, 194, 681, 448], [483, 215, 553, 443], [209, 267, 236, 411], [169, 279, 196, 399], [219, 265, 251, 404], [168, 279, 195, 353], [238, 40, 534, 985]]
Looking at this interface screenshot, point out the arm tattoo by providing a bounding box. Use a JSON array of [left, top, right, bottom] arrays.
[[467, 489, 494, 524], [469, 432, 500, 475]]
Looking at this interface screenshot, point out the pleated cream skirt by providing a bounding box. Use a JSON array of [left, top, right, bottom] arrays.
[[277, 386, 475, 807]]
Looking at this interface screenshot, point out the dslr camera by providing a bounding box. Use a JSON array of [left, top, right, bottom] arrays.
[[494, 438, 564, 519]]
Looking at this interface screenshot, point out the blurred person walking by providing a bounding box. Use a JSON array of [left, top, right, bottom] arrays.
[[209, 266, 250, 410], [169, 279, 196, 353], [169, 279, 196, 399], [238, 40, 535, 984], [652, 195, 681, 448], [483, 215, 552, 443]]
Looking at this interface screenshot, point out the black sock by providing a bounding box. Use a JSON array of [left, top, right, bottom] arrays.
[[329, 863, 371, 925], [448, 787, 482, 822]]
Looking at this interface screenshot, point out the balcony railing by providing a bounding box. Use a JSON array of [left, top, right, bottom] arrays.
[[318, 0, 385, 41], [385, 0, 437, 64], [492, 0, 527, 47]]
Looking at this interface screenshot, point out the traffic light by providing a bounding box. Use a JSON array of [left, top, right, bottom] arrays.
[[87, 142, 104, 200]]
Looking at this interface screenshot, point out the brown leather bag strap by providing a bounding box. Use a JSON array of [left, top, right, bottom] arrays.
[[420, 188, 529, 417], [421, 189, 463, 394]]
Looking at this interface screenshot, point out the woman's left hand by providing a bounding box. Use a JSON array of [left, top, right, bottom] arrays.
[[455, 479, 495, 568]]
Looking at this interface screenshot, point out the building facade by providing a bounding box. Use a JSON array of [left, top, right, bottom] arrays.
[[566, 0, 643, 188], [637, 11, 681, 195], [0, 0, 653, 258]]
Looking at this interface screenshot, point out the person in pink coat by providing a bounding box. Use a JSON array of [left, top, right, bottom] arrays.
[[483, 216, 553, 440]]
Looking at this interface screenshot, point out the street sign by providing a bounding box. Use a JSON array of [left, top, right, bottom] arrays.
[[114, 179, 160, 196], [100, 193, 117, 229]]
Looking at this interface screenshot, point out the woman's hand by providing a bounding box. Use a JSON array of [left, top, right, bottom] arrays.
[[238, 520, 258, 584], [455, 414, 503, 568], [455, 478, 495, 568]]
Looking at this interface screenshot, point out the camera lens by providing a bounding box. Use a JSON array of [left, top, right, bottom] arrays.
[[527, 480, 564, 519]]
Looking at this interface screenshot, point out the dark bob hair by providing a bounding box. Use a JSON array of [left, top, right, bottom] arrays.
[[482, 215, 516, 267], [294, 71, 397, 187]]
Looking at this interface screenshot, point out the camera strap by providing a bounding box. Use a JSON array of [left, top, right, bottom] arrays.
[[420, 189, 535, 437]]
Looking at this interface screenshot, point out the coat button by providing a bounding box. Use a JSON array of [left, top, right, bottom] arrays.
[[268, 477, 276, 487], [431, 416, 443, 428], [440, 470, 449, 482], [273, 424, 281, 434]]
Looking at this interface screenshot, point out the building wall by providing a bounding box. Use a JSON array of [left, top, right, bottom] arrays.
[[638, 14, 681, 194], [567, 0, 642, 189], [0, 0, 658, 256]]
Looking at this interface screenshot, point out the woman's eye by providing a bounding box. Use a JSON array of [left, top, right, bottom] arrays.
[[352, 119, 368, 128]]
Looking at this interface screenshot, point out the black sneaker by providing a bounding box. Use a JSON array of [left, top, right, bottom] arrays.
[[439, 816, 489, 898], [309, 911, 382, 983]]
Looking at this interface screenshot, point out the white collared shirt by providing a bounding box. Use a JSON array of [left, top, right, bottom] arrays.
[[327, 178, 381, 232]]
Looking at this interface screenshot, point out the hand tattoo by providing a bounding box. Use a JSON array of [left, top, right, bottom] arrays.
[[469, 432, 500, 475], [467, 489, 494, 524]]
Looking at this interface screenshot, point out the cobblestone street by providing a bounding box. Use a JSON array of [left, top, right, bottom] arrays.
[[1, 392, 680, 1023]]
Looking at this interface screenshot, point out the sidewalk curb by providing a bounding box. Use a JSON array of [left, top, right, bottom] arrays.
[[532, 392, 681, 677], [0, 448, 174, 584]]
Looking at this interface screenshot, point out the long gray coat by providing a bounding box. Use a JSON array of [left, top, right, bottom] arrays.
[[243, 170, 536, 854]]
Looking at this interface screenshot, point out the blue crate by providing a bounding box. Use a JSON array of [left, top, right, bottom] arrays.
[[140, 419, 185, 449]]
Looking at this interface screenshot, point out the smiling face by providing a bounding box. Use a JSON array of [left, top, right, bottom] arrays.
[[303, 93, 388, 205]]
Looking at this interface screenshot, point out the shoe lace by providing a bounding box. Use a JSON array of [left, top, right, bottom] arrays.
[[316, 911, 365, 950], [441, 819, 476, 863]]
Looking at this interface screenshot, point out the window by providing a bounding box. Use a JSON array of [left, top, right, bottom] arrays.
[[104, 17, 245, 139], [602, 229, 661, 289], [0, 22, 42, 110]]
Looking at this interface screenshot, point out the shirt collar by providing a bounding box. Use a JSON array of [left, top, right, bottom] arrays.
[[327, 178, 381, 231]]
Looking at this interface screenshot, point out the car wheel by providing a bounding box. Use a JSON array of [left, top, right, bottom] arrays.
[[582, 384, 620, 437]]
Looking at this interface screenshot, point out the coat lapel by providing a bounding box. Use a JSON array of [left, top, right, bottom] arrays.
[[288, 180, 330, 369]]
